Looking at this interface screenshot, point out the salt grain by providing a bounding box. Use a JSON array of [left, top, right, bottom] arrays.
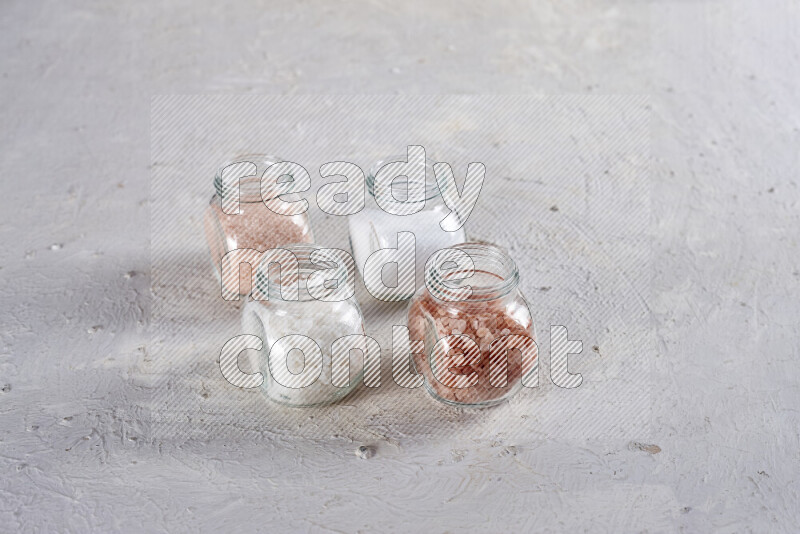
[[355, 445, 374, 459]]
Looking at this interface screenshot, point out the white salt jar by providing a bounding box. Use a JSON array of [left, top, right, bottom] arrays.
[[241, 244, 366, 407], [347, 155, 467, 300]]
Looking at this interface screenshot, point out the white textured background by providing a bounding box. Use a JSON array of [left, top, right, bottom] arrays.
[[1, 0, 799, 532]]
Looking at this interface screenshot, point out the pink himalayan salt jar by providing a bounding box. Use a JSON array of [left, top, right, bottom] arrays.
[[203, 155, 314, 297], [407, 242, 537, 407]]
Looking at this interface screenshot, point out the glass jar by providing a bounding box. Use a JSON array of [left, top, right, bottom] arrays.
[[347, 155, 467, 300], [241, 244, 366, 407], [407, 242, 537, 407], [204, 154, 314, 296]]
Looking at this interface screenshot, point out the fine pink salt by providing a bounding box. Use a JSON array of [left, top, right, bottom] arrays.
[[204, 200, 313, 296]]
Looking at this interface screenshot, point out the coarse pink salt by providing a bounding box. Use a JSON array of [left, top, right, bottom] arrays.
[[406, 242, 537, 407], [407, 290, 536, 406]]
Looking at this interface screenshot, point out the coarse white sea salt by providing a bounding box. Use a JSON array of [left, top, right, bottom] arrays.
[[242, 297, 365, 407]]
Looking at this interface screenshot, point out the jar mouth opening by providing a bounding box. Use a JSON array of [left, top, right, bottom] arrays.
[[426, 242, 520, 302], [254, 244, 346, 301], [366, 155, 444, 203], [215, 154, 284, 203]]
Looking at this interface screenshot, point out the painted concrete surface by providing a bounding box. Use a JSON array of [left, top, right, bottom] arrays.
[[1, 0, 799, 532]]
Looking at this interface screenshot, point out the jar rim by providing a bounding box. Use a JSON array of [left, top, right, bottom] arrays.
[[214, 154, 284, 203], [425, 241, 520, 302], [366, 154, 445, 203], [254, 243, 347, 301]]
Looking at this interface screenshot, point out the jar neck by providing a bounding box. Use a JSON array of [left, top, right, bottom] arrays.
[[254, 244, 346, 302], [366, 155, 445, 206], [426, 242, 520, 303], [215, 154, 283, 204]]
